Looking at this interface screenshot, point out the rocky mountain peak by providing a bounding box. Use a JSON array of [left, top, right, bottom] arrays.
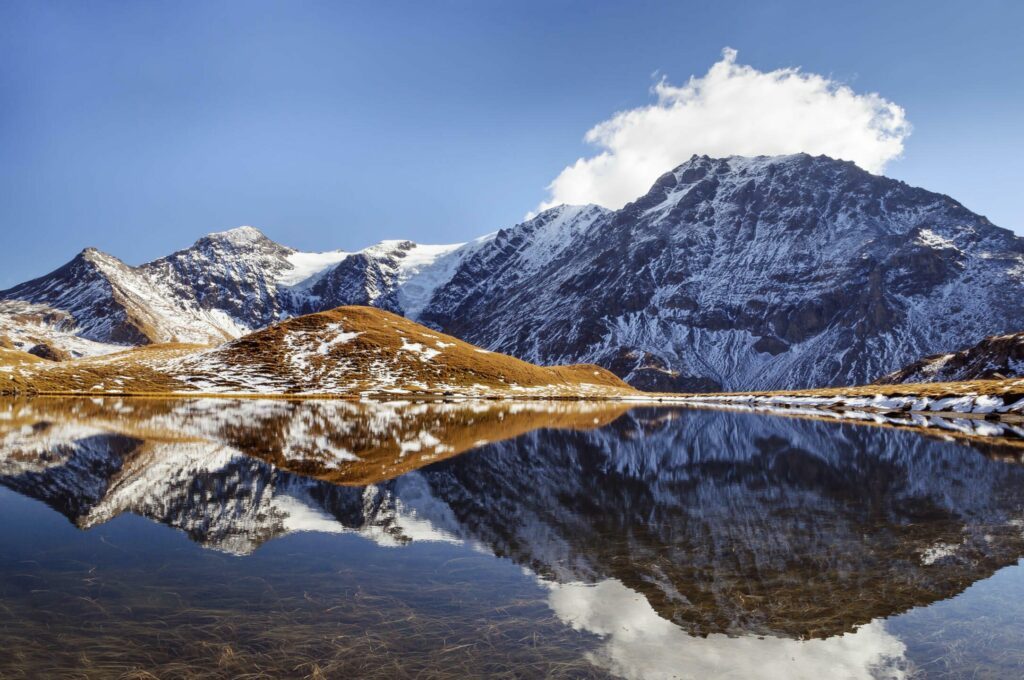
[[70, 246, 127, 270], [184, 225, 292, 259], [422, 154, 1024, 390]]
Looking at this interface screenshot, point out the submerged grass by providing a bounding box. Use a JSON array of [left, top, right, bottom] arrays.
[[0, 546, 611, 679]]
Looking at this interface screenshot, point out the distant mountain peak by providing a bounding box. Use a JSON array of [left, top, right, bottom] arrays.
[[187, 225, 284, 253], [75, 246, 120, 264], [205, 225, 267, 242], [425, 154, 1024, 391]]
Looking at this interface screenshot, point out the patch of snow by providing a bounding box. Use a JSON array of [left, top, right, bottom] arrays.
[[318, 326, 361, 355], [279, 249, 350, 286], [392, 243, 468, 319], [399, 337, 440, 361], [916, 228, 957, 250]]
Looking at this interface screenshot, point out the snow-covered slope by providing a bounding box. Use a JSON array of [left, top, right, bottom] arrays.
[[876, 331, 1024, 384], [422, 204, 609, 329], [286, 239, 484, 317], [0, 248, 171, 346], [424, 155, 1024, 390]]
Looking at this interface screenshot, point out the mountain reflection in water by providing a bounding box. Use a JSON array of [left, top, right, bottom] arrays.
[[1, 397, 1024, 679]]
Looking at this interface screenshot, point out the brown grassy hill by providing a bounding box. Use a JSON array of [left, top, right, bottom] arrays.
[[0, 306, 635, 398]]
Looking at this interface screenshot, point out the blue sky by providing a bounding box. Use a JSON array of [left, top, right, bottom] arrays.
[[2, 0, 1022, 287]]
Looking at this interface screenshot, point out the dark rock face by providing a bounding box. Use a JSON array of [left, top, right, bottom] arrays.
[[604, 348, 722, 392], [26, 343, 68, 361], [876, 331, 1024, 384], [422, 155, 1024, 390]]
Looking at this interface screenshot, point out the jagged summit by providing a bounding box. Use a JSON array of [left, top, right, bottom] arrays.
[[210, 224, 265, 238], [77, 246, 106, 259]]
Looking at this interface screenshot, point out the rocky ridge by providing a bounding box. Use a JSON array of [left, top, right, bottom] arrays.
[[877, 331, 1024, 384]]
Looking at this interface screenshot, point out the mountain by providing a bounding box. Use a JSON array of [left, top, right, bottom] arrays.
[[876, 331, 1024, 384], [421, 155, 1024, 390], [0, 305, 634, 397], [3, 154, 1024, 391]]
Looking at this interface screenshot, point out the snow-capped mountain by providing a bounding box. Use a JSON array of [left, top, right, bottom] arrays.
[[0, 226, 478, 355], [877, 331, 1024, 384], [422, 155, 1024, 390], [3, 154, 1023, 390]]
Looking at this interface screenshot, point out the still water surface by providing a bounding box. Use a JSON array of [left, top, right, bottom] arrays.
[[1, 397, 1023, 679]]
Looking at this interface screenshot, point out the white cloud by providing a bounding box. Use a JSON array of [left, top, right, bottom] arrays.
[[539, 48, 911, 211], [545, 578, 909, 680]]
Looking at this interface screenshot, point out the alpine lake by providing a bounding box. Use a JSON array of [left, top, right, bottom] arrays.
[[1, 396, 1023, 679]]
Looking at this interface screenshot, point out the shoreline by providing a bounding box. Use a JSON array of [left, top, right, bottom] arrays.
[[4, 382, 1023, 423]]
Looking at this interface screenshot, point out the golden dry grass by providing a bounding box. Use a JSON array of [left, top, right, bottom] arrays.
[[0, 343, 203, 394], [0, 346, 47, 368], [209, 306, 633, 393], [720, 378, 1024, 400]]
